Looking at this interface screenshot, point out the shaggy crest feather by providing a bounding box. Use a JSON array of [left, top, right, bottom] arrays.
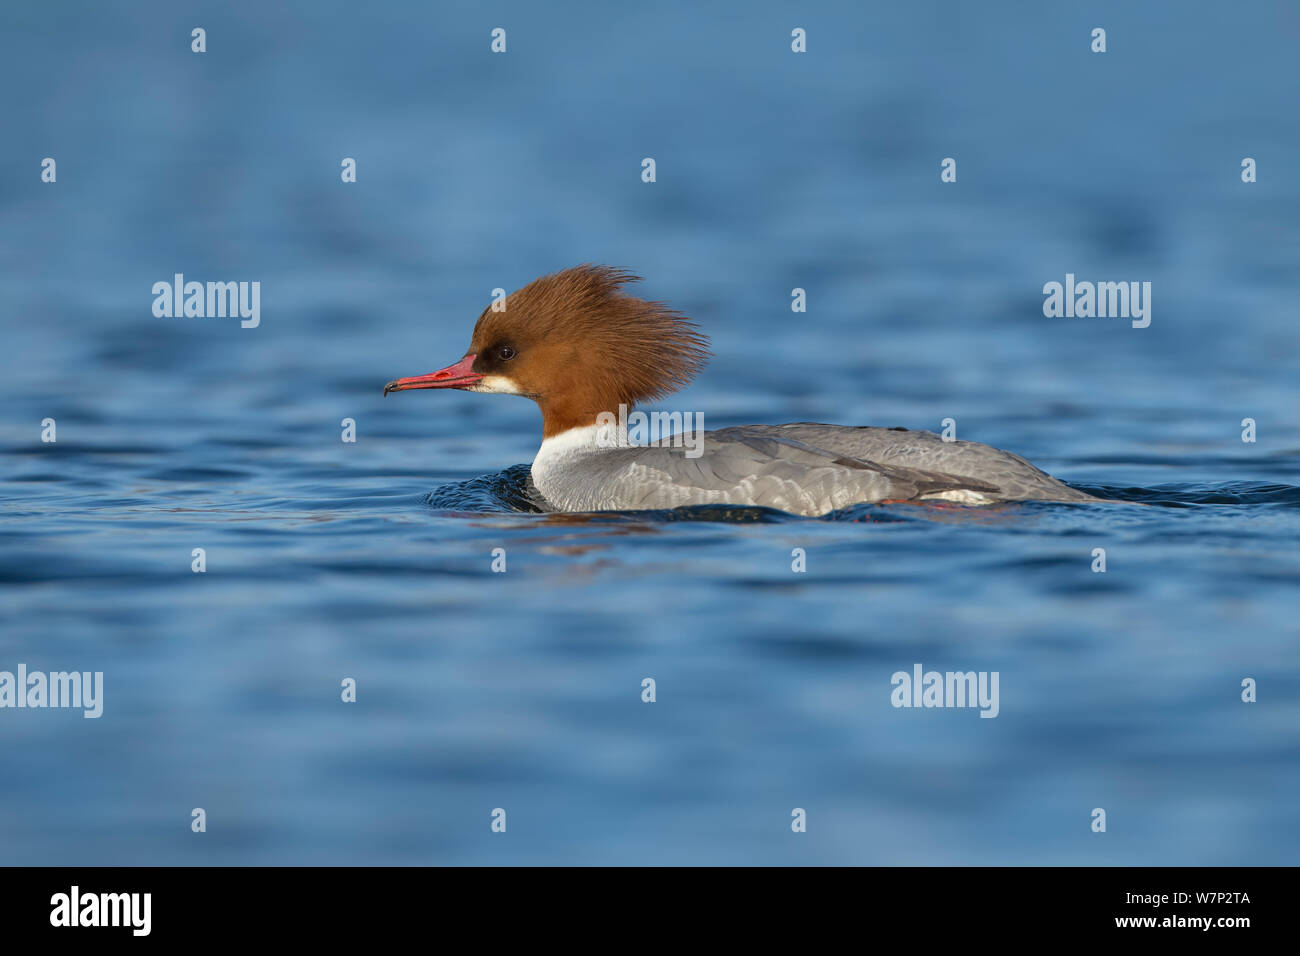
[[472, 265, 710, 407]]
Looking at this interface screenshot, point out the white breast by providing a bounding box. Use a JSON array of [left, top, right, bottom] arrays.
[[530, 424, 618, 510]]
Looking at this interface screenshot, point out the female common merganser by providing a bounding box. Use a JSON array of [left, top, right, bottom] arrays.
[[385, 265, 1102, 515]]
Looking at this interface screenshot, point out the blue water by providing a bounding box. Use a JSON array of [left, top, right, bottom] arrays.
[[2, 1, 1298, 864]]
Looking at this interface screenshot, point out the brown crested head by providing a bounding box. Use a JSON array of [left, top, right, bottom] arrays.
[[387, 265, 711, 438]]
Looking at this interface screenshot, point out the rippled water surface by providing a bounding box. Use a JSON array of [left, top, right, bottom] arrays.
[[2, 1, 1298, 864]]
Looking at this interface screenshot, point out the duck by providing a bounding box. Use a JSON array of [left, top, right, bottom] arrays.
[[385, 265, 1103, 515]]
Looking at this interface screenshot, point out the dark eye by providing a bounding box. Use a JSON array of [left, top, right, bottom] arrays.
[[498, 345, 517, 360]]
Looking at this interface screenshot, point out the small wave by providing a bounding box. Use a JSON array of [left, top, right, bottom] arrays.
[[424, 464, 547, 514], [1070, 481, 1300, 507]]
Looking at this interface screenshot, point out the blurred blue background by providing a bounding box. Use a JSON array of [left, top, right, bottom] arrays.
[[1, 0, 1298, 864]]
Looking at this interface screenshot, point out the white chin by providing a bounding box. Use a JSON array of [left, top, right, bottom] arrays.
[[469, 375, 524, 395]]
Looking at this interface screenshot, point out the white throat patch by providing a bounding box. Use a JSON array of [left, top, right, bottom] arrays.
[[469, 374, 525, 395]]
